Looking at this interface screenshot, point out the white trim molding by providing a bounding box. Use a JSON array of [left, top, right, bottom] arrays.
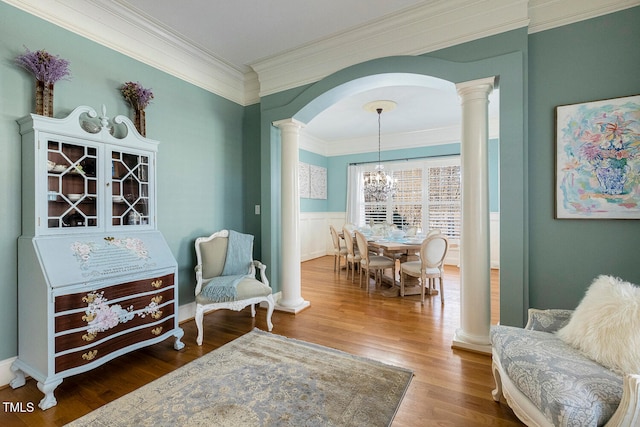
[[5, 0, 635, 105], [3, 0, 248, 105], [251, 0, 529, 97]]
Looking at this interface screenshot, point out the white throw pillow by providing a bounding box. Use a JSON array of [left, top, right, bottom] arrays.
[[557, 275, 640, 374]]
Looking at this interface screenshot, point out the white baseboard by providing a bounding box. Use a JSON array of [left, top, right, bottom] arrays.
[[0, 356, 16, 388]]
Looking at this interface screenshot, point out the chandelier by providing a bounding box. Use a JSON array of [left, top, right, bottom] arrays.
[[363, 105, 396, 202]]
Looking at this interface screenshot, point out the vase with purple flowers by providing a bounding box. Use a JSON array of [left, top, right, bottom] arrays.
[[121, 81, 154, 136], [15, 47, 71, 117]]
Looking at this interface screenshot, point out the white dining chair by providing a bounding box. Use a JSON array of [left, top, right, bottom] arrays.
[[399, 233, 448, 304], [354, 230, 395, 292], [342, 226, 361, 283], [329, 225, 348, 274]]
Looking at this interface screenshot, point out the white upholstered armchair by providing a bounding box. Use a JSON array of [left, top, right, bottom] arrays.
[[194, 229, 274, 345]]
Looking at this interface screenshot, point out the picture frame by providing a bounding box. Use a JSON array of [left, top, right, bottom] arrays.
[[299, 162, 310, 198], [309, 164, 327, 200], [555, 94, 640, 219]]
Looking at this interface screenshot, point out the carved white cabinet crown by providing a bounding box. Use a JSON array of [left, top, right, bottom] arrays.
[[12, 106, 184, 410]]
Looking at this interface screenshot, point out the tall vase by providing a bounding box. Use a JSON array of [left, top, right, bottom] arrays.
[[36, 80, 53, 117], [47, 83, 54, 117], [133, 108, 146, 137], [35, 80, 54, 117]]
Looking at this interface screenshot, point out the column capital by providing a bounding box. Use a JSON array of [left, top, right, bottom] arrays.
[[272, 117, 305, 130], [456, 76, 495, 99]]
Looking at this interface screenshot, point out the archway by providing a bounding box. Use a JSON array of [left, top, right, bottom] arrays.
[[259, 53, 527, 332]]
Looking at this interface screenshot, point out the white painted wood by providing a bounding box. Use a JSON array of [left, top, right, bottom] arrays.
[[453, 77, 495, 353], [299, 212, 327, 262], [490, 212, 500, 269], [252, 0, 529, 96], [273, 119, 309, 313], [13, 107, 184, 409]]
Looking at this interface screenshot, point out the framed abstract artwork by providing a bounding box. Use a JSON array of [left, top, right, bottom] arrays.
[[299, 162, 310, 198], [555, 94, 640, 219], [309, 164, 327, 199]]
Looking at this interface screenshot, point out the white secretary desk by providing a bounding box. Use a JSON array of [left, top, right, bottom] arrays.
[[11, 105, 184, 410]]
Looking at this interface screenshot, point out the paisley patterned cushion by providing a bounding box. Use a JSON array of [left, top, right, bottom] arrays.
[[524, 308, 573, 332], [491, 325, 623, 426]]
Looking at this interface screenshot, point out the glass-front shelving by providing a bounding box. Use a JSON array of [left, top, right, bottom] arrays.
[[111, 151, 149, 226], [47, 140, 98, 229]]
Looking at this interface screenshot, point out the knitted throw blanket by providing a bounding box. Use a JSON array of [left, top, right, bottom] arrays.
[[201, 231, 254, 302]]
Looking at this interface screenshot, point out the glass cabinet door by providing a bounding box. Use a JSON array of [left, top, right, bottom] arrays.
[[111, 151, 151, 227], [47, 140, 98, 230]]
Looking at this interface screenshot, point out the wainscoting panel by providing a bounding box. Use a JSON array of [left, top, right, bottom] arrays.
[[300, 212, 331, 261]]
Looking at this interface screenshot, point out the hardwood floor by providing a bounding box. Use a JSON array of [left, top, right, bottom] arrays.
[[0, 256, 522, 426]]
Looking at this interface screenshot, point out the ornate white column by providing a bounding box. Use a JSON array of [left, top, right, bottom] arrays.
[[272, 118, 310, 313], [452, 77, 494, 354]]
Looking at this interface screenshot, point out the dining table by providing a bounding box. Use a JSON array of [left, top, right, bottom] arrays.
[[365, 237, 439, 297], [337, 229, 442, 298]]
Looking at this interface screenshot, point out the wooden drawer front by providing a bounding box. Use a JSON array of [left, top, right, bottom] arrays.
[[54, 273, 174, 313], [55, 300, 175, 353], [55, 287, 174, 333], [55, 317, 175, 373]]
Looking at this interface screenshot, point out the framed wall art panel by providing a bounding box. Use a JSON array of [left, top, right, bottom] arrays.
[[299, 162, 310, 198], [555, 94, 640, 219], [309, 164, 327, 200]]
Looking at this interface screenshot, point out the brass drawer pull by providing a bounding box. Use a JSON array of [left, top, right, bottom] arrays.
[[82, 350, 98, 361], [151, 311, 163, 320], [82, 293, 97, 303], [151, 279, 162, 288], [151, 327, 163, 336], [82, 313, 95, 322], [151, 295, 163, 304], [82, 332, 97, 342]]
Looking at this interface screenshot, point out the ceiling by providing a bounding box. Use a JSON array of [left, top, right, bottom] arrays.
[[125, 0, 432, 72], [123, 0, 486, 143]]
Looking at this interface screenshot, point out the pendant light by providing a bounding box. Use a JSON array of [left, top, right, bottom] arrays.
[[363, 101, 397, 202]]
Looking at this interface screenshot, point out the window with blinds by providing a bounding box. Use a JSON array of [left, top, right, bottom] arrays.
[[426, 165, 461, 239], [361, 158, 460, 239]]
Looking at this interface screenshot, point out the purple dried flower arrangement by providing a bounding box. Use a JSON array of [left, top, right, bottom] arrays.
[[121, 81, 154, 110], [15, 47, 71, 83]]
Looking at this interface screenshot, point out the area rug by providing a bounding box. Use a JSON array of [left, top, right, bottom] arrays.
[[66, 328, 413, 427]]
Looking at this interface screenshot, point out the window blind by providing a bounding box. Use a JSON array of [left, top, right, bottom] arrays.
[[358, 157, 461, 239]]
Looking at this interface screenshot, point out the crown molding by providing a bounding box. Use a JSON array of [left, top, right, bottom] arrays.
[[3, 0, 247, 105], [4, 0, 637, 105], [528, 0, 640, 33], [302, 117, 499, 157], [251, 0, 529, 97]]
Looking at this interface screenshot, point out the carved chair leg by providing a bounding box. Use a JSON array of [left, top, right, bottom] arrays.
[[195, 305, 205, 346], [265, 295, 275, 331]]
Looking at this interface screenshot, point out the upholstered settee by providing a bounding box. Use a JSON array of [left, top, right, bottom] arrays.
[[491, 275, 640, 426]]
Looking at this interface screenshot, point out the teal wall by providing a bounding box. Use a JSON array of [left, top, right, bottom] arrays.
[[302, 139, 500, 213], [527, 8, 640, 308], [0, 3, 248, 360], [242, 103, 263, 253]]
